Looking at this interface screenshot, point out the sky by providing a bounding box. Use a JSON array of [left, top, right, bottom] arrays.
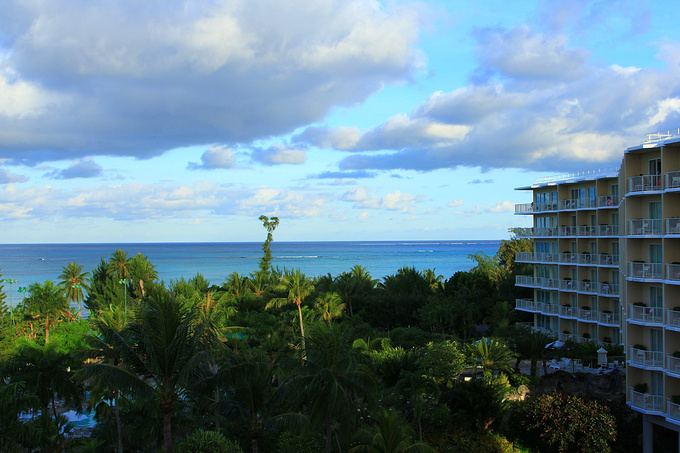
[[1, 0, 680, 243]]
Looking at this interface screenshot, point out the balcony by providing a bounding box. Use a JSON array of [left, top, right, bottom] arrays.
[[666, 171, 680, 190], [598, 282, 619, 296], [515, 298, 539, 312], [628, 347, 664, 370], [597, 224, 619, 237], [629, 388, 665, 415], [578, 308, 597, 323], [597, 253, 619, 266], [629, 262, 663, 280], [597, 195, 619, 207], [668, 218, 680, 235], [667, 309, 680, 331], [598, 311, 620, 326], [629, 218, 662, 236], [668, 400, 680, 425], [668, 264, 680, 284], [577, 281, 597, 294], [667, 355, 680, 377], [560, 305, 577, 318], [628, 304, 664, 325], [628, 174, 663, 194]]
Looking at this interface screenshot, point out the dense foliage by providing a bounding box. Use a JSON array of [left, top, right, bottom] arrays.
[[0, 229, 637, 452]]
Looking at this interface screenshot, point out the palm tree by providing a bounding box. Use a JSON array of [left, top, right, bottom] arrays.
[[314, 291, 345, 325], [4, 342, 83, 419], [292, 324, 375, 453], [108, 250, 132, 281], [84, 289, 215, 453], [128, 253, 158, 298], [221, 272, 251, 299], [266, 268, 315, 349], [484, 300, 516, 335], [509, 325, 556, 377], [58, 261, 91, 318], [23, 281, 70, 344], [80, 304, 128, 453], [219, 346, 283, 453], [422, 268, 444, 292], [350, 409, 435, 453], [466, 338, 516, 378]]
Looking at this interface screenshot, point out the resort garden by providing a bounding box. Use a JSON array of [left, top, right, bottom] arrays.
[[0, 225, 640, 452]]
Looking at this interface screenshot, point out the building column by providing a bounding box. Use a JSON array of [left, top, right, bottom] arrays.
[[642, 415, 654, 453]]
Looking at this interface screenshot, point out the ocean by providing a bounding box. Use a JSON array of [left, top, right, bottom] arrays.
[[0, 240, 501, 292]]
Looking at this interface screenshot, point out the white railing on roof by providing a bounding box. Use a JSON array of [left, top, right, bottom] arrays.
[[534, 167, 619, 184], [643, 128, 680, 143]]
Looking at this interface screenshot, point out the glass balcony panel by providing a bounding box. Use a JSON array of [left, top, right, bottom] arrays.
[[629, 262, 663, 280], [668, 264, 680, 282], [629, 388, 664, 413], [667, 218, 680, 235], [667, 171, 680, 189], [629, 347, 664, 368], [629, 304, 664, 324], [629, 219, 663, 235]]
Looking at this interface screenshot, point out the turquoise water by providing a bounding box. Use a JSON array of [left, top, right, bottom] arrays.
[[0, 240, 501, 294]]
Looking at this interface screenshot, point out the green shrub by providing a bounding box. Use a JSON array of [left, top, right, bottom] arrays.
[[520, 392, 616, 452], [178, 430, 243, 453]]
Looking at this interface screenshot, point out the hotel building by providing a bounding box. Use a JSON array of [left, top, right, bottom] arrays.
[[514, 130, 680, 451]]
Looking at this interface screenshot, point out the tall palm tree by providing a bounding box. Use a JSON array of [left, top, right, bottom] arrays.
[[219, 346, 282, 453], [422, 268, 444, 292], [314, 291, 345, 325], [266, 269, 315, 349], [509, 326, 556, 377], [128, 253, 158, 298], [58, 261, 91, 318], [4, 342, 83, 419], [292, 324, 375, 453], [108, 250, 132, 281], [84, 289, 215, 453]]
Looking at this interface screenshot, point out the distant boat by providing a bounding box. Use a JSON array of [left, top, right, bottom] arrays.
[[39, 258, 45, 261]]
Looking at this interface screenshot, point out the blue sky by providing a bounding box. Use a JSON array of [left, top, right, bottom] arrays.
[[1, 0, 679, 243]]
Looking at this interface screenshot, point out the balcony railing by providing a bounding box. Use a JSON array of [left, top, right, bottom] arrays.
[[666, 171, 680, 189], [667, 355, 680, 376], [668, 218, 680, 235], [578, 308, 597, 322], [629, 262, 663, 280], [514, 275, 619, 296], [515, 299, 539, 312], [629, 388, 664, 414], [628, 304, 664, 324], [629, 218, 662, 236], [629, 347, 664, 369], [629, 174, 662, 193], [598, 311, 620, 326], [597, 253, 619, 266], [668, 400, 680, 424], [597, 225, 619, 236], [597, 195, 619, 207], [668, 264, 680, 282]]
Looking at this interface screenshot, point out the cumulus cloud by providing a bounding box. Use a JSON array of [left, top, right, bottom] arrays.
[[0, 0, 424, 164], [341, 186, 422, 212], [187, 145, 236, 170], [251, 144, 306, 165], [447, 199, 464, 208], [0, 169, 28, 184], [297, 25, 680, 173], [468, 179, 494, 184], [0, 180, 332, 222], [45, 158, 103, 179]]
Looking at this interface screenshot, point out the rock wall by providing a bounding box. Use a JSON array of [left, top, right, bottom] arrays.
[[531, 369, 625, 399]]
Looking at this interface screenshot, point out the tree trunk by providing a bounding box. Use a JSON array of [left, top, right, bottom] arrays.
[[114, 392, 124, 453], [250, 430, 259, 453], [163, 409, 172, 453], [325, 411, 332, 453], [297, 301, 306, 352], [44, 315, 50, 344]]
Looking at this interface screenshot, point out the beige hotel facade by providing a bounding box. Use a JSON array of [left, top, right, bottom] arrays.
[[514, 130, 680, 451]]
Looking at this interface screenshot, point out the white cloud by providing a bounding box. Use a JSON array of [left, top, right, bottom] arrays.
[[447, 199, 464, 208], [45, 158, 103, 179], [0, 169, 28, 184], [487, 201, 514, 213], [251, 144, 307, 165], [187, 145, 236, 170], [341, 186, 422, 212], [0, 0, 424, 164], [300, 26, 680, 173]]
